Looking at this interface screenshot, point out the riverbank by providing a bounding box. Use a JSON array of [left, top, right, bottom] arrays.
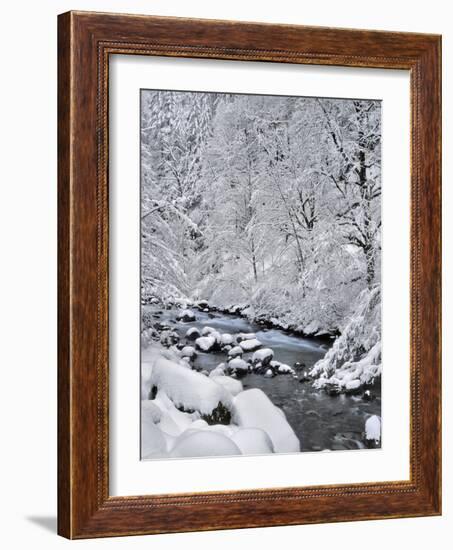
[[142, 295, 340, 342]]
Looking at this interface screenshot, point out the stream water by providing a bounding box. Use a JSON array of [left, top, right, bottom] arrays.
[[144, 306, 381, 452]]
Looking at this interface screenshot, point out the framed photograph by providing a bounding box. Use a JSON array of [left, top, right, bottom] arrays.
[[58, 11, 441, 538]]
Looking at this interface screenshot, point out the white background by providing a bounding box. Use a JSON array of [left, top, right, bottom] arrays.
[[0, 1, 450, 548], [110, 56, 410, 495]]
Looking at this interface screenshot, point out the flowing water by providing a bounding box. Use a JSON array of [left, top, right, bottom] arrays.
[[144, 306, 381, 452]]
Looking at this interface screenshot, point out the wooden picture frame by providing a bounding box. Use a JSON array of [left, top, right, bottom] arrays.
[[58, 10, 442, 539]]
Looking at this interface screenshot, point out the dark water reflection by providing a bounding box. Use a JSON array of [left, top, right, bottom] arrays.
[[145, 306, 381, 452]]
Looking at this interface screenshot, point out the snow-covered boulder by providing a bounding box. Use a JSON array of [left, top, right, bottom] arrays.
[[211, 375, 243, 397], [141, 327, 159, 348], [185, 327, 201, 340], [176, 309, 196, 322], [209, 330, 222, 345], [228, 345, 243, 358], [201, 326, 216, 336], [141, 416, 168, 458], [149, 390, 195, 437], [220, 333, 234, 346], [169, 430, 241, 458], [231, 428, 274, 455], [345, 379, 361, 393], [147, 350, 232, 416], [209, 365, 226, 377], [252, 348, 274, 366], [180, 346, 196, 359], [236, 332, 256, 342], [239, 338, 262, 352], [271, 361, 295, 375], [160, 330, 179, 347], [264, 368, 274, 378], [195, 336, 216, 352], [364, 415, 381, 448], [141, 361, 154, 399], [227, 357, 249, 376], [232, 389, 300, 453]]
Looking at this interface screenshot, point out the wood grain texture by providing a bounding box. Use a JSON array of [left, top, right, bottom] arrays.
[[57, 11, 442, 539]]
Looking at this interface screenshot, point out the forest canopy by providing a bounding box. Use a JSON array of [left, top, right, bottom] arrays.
[[141, 90, 381, 336]]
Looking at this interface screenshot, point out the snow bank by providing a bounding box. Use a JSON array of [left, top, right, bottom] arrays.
[[232, 389, 300, 453], [231, 428, 274, 455], [141, 361, 154, 399], [209, 365, 226, 377], [311, 286, 381, 392], [180, 345, 196, 359], [141, 413, 168, 457], [211, 375, 243, 396], [169, 430, 242, 458]]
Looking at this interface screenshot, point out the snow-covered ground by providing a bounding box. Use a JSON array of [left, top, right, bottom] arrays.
[[141, 343, 299, 459]]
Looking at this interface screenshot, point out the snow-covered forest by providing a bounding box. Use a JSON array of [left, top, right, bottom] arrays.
[[140, 90, 382, 459]]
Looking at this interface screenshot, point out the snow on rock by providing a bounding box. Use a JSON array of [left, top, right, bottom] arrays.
[[142, 399, 163, 423], [145, 347, 232, 416], [303, 320, 321, 336], [180, 346, 196, 359], [364, 415, 381, 447], [228, 345, 243, 358], [141, 361, 154, 399], [169, 430, 241, 458], [195, 336, 216, 352], [272, 361, 295, 375], [176, 309, 196, 322], [231, 427, 275, 455], [221, 333, 234, 345], [345, 379, 361, 392], [264, 368, 274, 378], [141, 413, 168, 458], [252, 348, 274, 366], [227, 358, 249, 373], [160, 330, 179, 347], [209, 330, 222, 345], [232, 389, 300, 453], [211, 375, 243, 397], [152, 390, 196, 436], [239, 338, 262, 352], [311, 287, 381, 392], [201, 326, 215, 336], [185, 327, 201, 340], [209, 365, 226, 377], [236, 332, 257, 342]]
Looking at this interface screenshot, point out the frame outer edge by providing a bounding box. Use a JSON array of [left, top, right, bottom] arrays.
[[57, 10, 442, 538], [57, 11, 73, 540]]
